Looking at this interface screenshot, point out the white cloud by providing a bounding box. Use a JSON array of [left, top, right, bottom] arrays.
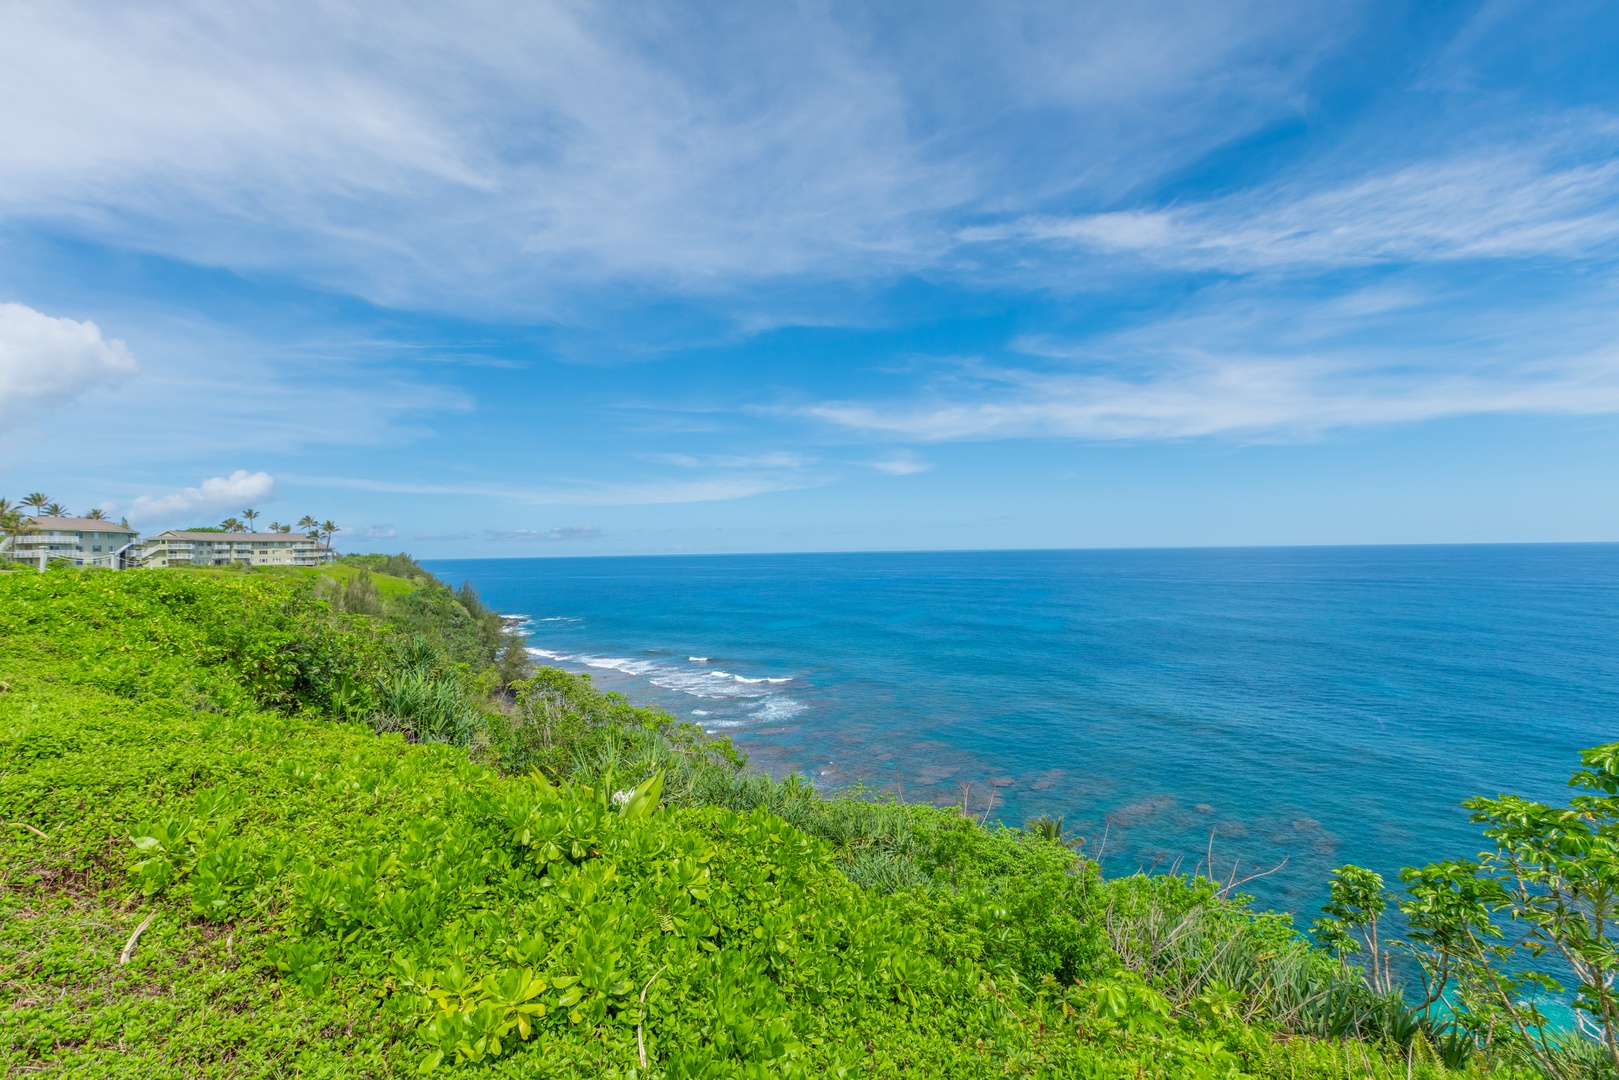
[[0, 2, 1336, 312], [808, 344, 1619, 443], [359, 525, 397, 539], [0, 302, 138, 427], [647, 451, 811, 470], [966, 142, 1619, 271], [127, 470, 276, 523], [867, 451, 932, 475], [804, 266, 1619, 443], [292, 473, 808, 506]]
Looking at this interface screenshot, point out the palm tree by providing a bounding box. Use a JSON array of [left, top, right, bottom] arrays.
[[297, 514, 318, 537], [43, 502, 67, 518], [23, 493, 49, 516], [242, 508, 259, 531], [320, 520, 340, 550], [85, 508, 108, 520], [220, 516, 243, 533]]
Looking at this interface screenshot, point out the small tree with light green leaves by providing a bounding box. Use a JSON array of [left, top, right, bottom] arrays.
[[1321, 744, 1619, 1078]]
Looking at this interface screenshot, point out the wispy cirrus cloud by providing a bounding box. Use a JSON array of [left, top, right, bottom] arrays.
[[0, 2, 1341, 313], [804, 264, 1619, 442], [961, 136, 1619, 272], [808, 350, 1619, 442], [866, 451, 932, 475], [645, 451, 812, 469], [291, 473, 810, 507]]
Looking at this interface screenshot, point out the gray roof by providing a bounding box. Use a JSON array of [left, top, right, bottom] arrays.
[[26, 516, 137, 533], [146, 530, 321, 542]]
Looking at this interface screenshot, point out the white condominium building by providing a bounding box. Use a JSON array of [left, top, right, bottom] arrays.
[[139, 531, 337, 568], [1, 517, 140, 569]]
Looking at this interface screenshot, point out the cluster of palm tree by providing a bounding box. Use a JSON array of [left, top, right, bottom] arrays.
[[15, 492, 74, 517], [5, 492, 119, 521], [1, 493, 121, 535], [214, 509, 340, 549]]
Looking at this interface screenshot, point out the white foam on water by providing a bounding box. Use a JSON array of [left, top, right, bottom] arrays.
[[582, 656, 657, 676], [650, 668, 771, 699], [750, 697, 807, 721], [522, 643, 800, 720], [688, 656, 709, 662]]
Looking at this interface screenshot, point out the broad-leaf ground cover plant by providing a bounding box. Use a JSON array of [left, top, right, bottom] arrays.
[[0, 565, 1590, 1078]]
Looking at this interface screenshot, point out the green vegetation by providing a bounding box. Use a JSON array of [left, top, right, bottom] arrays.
[[0, 565, 1604, 1078]]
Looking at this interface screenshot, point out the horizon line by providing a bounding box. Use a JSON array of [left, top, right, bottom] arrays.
[[402, 539, 1619, 562]]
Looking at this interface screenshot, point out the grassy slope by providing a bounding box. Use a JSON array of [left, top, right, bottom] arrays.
[[0, 570, 1525, 1079]]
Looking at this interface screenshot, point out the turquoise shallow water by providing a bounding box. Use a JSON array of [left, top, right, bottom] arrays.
[[426, 545, 1619, 913]]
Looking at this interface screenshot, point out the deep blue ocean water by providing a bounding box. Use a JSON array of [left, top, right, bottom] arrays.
[[426, 545, 1619, 914]]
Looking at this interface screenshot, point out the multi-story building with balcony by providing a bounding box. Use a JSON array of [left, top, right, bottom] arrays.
[[1, 517, 140, 569], [138, 530, 337, 568]]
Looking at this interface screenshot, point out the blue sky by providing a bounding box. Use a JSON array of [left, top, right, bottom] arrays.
[[2, 0, 1617, 554]]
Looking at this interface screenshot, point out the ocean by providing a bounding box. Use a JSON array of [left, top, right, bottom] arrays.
[[425, 545, 1619, 914]]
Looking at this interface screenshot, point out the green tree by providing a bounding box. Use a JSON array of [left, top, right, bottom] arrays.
[[320, 519, 340, 550], [85, 508, 108, 520], [495, 634, 532, 687], [0, 500, 37, 554], [242, 508, 259, 530], [1325, 744, 1619, 1079], [22, 492, 48, 516], [298, 514, 318, 536], [43, 501, 67, 517], [1311, 865, 1396, 994], [220, 516, 244, 533]]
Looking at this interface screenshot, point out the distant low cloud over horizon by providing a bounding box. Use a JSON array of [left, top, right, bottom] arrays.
[[4, 1, 1619, 550], [486, 526, 603, 543]]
